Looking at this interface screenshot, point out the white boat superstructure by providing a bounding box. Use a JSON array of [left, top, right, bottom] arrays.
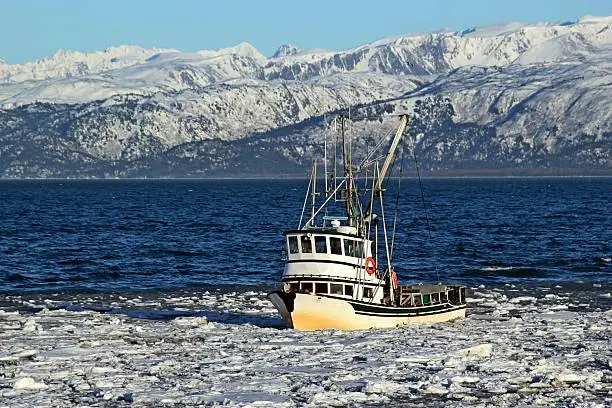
[[283, 229, 383, 304], [268, 114, 467, 330]]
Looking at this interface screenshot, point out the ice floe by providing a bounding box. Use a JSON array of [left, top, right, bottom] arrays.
[[0, 285, 610, 407]]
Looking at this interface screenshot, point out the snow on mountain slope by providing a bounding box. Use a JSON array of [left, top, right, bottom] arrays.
[[1, 16, 610, 106], [0, 73, 417, 165], [404, 52, 611, 163], [0, 16, 610, 177], [0, 51, 266, 106], [0, 46, 175, 83], [197, 42, 267, 63], [264, 16, 612, 80]]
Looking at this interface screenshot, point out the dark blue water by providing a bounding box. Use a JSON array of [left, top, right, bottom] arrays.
[[0, 178, 610, 294]]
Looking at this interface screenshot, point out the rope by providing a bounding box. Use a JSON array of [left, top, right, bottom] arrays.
[[412, 149, 441, 284], [390, 150, 405, 262], [298, 166, 313, 229]]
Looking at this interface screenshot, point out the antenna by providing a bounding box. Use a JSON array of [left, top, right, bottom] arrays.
[[311, 159, 317, 225], [324, 123, 329, 195], [333, 117, 338, 201]]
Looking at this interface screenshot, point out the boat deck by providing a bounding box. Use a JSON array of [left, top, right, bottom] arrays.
[[397, 284, 466, 307]]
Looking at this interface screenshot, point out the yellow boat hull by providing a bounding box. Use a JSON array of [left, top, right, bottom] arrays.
[[269, 291, 466, 331]]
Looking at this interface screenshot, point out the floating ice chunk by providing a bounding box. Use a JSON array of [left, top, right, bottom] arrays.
[[459, 343, 492, 358], [96, 379, 117, 389], [555, 371, 586, 384], [396, 355, 439, 364], [172, 316, 210, 326], [509, 296, 537, 304], [443, 357, 463, 368], [517, 386, 541, 395], [365, 380, 406, 395], [0, 309, 19, 316], [485, 385, 508, 394], [89, 366, 116, 374], [15, 349, 38, 359], [0, 349, 38, 362], [539, 311, 578, 321], [424, 385, 448, 395], [13, 377, 48, 390], [20, 317, 43, 332], [150, 361, 176, 373], [451, 376, 480, 384]]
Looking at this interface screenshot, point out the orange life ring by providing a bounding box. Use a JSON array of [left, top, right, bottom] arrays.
[[365, 257, 376, 275]]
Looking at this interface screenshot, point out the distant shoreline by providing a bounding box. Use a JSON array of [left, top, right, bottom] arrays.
[[413, 167, 612, 177], [0, 168, 611, 181]]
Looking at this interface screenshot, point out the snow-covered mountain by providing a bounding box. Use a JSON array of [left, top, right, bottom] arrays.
[[0, 15, 610, 177]]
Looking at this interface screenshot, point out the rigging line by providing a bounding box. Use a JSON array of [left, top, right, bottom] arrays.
[[355, 170, 376, 299], [361, 154, 388, 170], [369, 151, 400, 303], [377, 179, 394, 305], [412, 149, 441, 284], [390, 149, 406, 262], [352, 176, 363, 229], [302, 180, 346, 228], [298, 165, 314, 229], [358, 128, 394, 169], [333, 117, 338, 200], [369, 164, 385, 303], [352, 178, 366, 295]]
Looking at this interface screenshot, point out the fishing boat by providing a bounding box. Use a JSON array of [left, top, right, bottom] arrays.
[[268, 114, 466, 331]]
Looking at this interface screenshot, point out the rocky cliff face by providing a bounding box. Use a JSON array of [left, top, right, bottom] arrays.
[[0, 16, 610, 177]]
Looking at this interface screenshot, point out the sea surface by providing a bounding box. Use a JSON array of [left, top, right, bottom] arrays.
[[1, 178, 611, 407], [0, 177, 610, 295]]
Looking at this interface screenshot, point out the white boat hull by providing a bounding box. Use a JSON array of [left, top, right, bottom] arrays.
[[269, 291, 466, 331]]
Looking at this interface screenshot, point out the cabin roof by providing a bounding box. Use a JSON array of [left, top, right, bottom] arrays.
[[283, 229, 363, 239]]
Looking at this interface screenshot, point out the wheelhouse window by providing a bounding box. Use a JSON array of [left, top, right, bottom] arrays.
[[345, 285, 354, 297], [288, 236, 299, 254], [300, 282, 313, 293], [344, 239, 363, 258], [315, 282, 328, 294], [330, 283, 343, 295], [329, 237, 342, 255], [363, 287, 373, 298], [300, 235, 313, 253], [314, 236, 327, 254]]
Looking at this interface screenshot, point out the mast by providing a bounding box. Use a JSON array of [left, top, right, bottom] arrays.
[[311, 159, 317, 224], [324, 129, 328, 195], [333, 118, 338, 201], [341, 116, 354, 226]]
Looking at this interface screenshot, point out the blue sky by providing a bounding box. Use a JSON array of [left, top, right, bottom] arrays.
[[1, 0, 610, 64]]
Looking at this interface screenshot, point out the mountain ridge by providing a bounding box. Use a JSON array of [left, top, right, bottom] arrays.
[[0, 15, 610, 178]]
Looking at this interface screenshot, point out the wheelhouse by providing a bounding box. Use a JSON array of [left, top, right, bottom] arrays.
[[285, 230, 368, 259], [282, 228, 384, 303]]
